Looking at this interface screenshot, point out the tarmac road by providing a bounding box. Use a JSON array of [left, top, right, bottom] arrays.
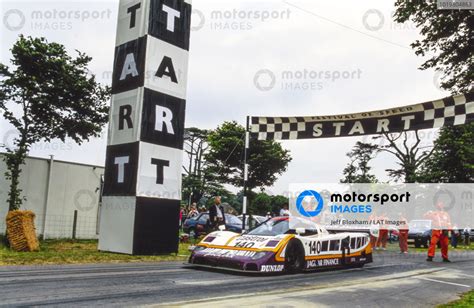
[[1, 250, 473, 307]]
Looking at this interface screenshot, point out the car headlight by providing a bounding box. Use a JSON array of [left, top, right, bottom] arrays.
[[251, 251, 267, 260]]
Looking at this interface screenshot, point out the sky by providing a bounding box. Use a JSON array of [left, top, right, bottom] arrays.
[[0, 0, 448, 195]]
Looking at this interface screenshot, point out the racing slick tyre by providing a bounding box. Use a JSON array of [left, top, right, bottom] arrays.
[[285, 239, 305, 274]]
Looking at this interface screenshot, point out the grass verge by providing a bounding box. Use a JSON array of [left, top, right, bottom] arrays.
[[438, 290, 474, 308], [0, 238, 192, 266]]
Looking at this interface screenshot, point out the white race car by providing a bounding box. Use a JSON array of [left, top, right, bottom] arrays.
[[188, 216, 372, 273]]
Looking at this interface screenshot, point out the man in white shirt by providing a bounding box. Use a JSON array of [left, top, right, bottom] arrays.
[[280, 205, 290, 216]]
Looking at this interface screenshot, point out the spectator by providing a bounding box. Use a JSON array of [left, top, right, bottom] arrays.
[[398, 214, 409, 254], [375, 213, 388, 251], [209, 196, 226, 230], [451, 227, 460, 248], [280, 205, 290, 216], [179, 207, 184, 229], [463, 227, 471, 246], [187, 203, 199, 219]]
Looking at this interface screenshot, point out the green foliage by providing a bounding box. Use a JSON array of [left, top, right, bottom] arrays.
[[182, 127, 227, 204], [417, 122, 474, 183], [248, 192, 288, 216], [394, 1, 473, 93], [0, 36, 110, 211], [252, 192, 273, 215], [386, 3, 473, 183], [270, 195, 289, 214], [205, 121, 292, 190], [340, 141, 379, 183]]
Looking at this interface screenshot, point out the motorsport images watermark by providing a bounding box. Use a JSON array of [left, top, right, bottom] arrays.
[[254, 68, 363, 92], [361, 9, 417, 32], [2, 2, 113, 32], [191, 8, 291, 31], [289, 183, 474, 230]]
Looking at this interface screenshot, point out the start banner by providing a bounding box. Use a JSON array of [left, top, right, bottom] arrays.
[[250, 92, 474, 141]]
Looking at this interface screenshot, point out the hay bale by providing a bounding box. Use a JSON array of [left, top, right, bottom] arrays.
[[6, 210, 39, 252]]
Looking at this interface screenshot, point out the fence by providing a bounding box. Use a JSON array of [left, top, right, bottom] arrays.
[[0, 155, 104, 239]]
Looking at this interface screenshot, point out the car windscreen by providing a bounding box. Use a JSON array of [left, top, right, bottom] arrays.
[[225, 215, 242, 225], [247, 219, 290, 236]]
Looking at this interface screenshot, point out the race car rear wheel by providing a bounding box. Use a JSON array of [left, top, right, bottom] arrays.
[[285, 240, 304, 274]]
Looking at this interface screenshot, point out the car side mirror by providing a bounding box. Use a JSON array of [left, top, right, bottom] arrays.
[[296, 228, 306, 235], [218, 225, 226, 231]]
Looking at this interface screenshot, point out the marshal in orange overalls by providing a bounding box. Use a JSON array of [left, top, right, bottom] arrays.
[[425, 206, 451, 261]]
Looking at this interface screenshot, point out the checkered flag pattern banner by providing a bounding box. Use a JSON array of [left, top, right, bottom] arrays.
[[250, 92, 474, 141]]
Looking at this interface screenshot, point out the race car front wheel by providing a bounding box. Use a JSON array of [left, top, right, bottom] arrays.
[[285, 240, 304, 274]]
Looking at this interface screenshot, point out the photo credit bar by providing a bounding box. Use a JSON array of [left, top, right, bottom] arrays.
[[289, 183, 474, 231]]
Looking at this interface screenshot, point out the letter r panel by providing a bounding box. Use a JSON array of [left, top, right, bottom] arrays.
[[108, 88, 144, 146], [140, 88, 185, 149]]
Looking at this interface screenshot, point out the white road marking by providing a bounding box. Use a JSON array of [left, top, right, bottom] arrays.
[[417, 277, 471, 288]]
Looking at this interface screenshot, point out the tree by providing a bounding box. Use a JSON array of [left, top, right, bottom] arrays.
[[373, 131, 435, 183], [252, 192, 273, 216], [270, 195, 289, 215], [340, 141, 379, 183], [394, 1, 473, 93], [377, 4, 473, 183], [417, 123, 474, 183], [182, 127, 216, 204], [0, 36, 110, 211], [205, 121, 292, 190]]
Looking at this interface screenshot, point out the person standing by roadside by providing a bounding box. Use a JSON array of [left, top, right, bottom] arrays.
[[451, 226, 460, 248], [280, 205, 290, 216], [463, 227, 471, 247], [425, 202, 451, 262], [179, 206, 184, 230], [187, 203, 199, 219], [398, 214, 409, 254], [209, 196, 226, 230], [375, 213, 389, 250]]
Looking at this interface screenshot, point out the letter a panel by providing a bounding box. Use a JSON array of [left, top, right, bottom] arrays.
[[99, 0, 192, 255]]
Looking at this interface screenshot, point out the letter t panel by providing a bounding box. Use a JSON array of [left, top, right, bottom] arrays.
[[99, 0, 192, 255]]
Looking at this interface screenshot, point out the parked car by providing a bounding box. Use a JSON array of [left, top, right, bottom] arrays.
[[237, 215, 268, 230], [183, 212, 243, 238], [408, 220, 432, 248]]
